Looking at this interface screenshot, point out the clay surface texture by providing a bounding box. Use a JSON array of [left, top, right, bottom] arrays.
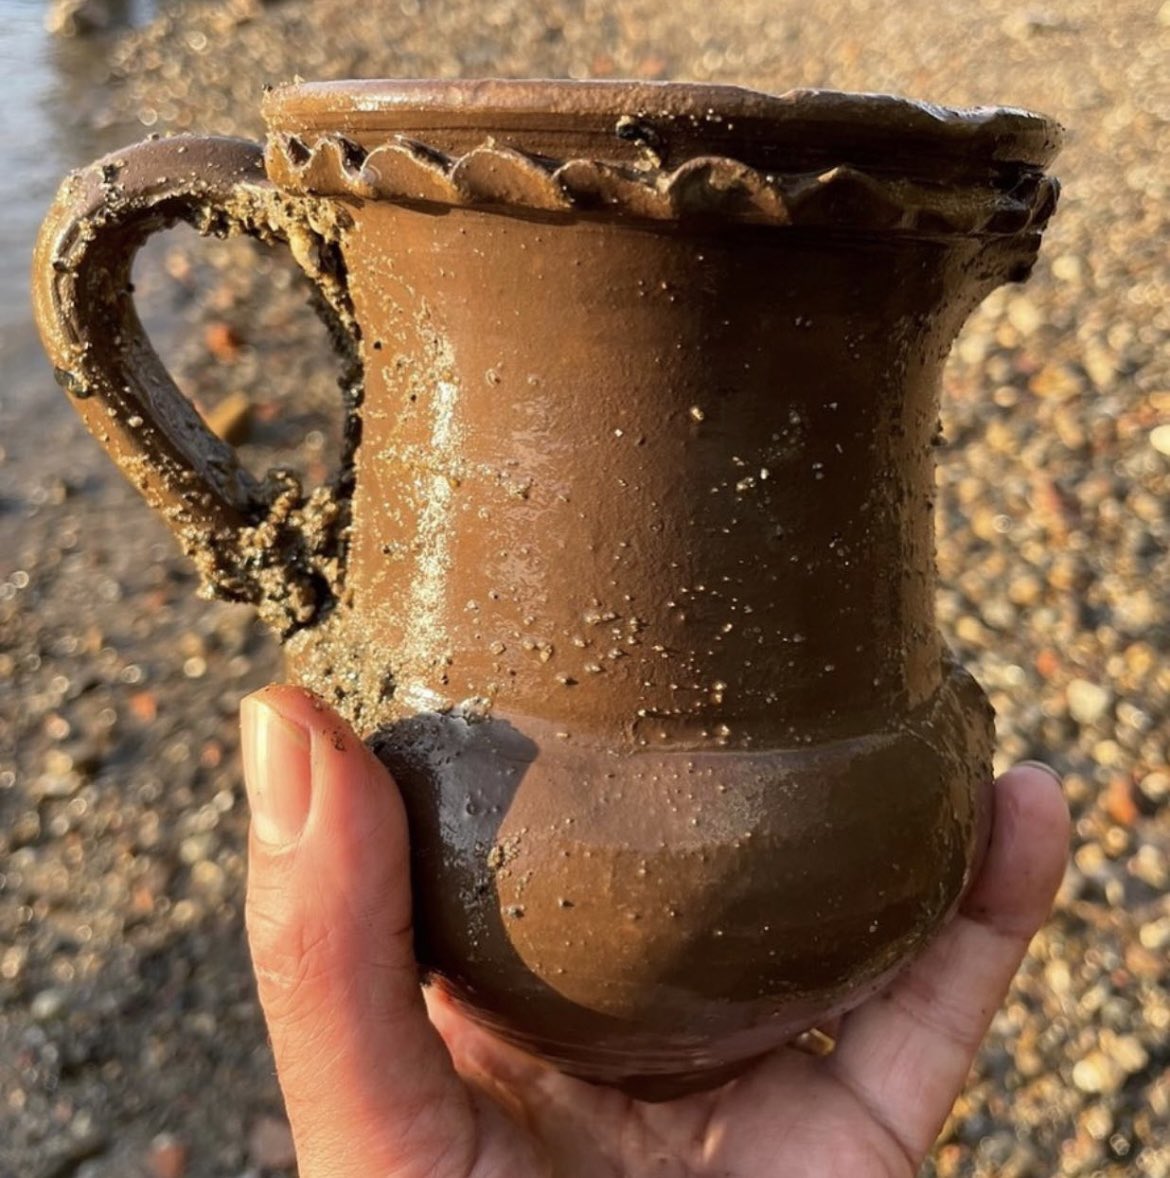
[[33, 80, 1060, 1098]]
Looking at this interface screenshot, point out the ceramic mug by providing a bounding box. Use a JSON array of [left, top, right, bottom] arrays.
[[33, 80, 1061, 1097]]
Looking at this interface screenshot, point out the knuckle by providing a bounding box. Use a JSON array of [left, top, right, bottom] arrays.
[[245, 887, 343, 1026]]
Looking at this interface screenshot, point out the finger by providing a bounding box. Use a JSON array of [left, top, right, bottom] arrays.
[[424, 983, 553, 1091], [241, 685, 476, 1178], [825, 763, 1070, 1164]]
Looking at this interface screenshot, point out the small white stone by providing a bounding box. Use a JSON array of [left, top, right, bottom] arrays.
[[1006, 294, 1042, 336], [1082, 339, 1118, 390], [1139, 916, 1170, 951], [1109, 1034, 1149, 1076], [1072, 1051, 1124, 1095], [30, 988, 68, 1021], [1066, 678, 1112, 725], [1052, 253, 1084, 283], [1149, 423, 1170, 456]]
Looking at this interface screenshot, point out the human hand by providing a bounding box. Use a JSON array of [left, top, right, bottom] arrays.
[[239, 684, 1069, 1178]]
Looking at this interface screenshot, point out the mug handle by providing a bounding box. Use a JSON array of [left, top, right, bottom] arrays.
[[31, 134, 359, 632]]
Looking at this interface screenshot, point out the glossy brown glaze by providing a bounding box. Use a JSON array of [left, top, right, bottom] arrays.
[[32, 80, 1061, 1098]]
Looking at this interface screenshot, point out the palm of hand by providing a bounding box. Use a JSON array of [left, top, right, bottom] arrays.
[[426, 994, 920, 1178], [239, 687, 1068, 1178]]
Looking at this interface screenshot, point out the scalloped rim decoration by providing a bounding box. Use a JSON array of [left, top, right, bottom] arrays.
[[260, 81, 1064, 170], [264, 131, 1059, 236]]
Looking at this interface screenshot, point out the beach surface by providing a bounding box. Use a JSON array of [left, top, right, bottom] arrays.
[[0, 1, 1167, 1174]]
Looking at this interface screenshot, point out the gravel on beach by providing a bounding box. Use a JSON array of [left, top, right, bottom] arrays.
[[1, 0, 1168, 1174]]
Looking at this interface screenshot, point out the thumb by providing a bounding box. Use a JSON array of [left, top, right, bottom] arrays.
[[240, 685, 476, 1178]]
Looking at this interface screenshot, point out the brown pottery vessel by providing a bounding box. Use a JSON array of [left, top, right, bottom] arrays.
[[32, 80, 1061, 1099]]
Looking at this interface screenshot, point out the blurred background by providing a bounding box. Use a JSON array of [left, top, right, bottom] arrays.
[[0, 0, 1167, 1174]]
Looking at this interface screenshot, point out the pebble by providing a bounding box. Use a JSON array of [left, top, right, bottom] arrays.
[[1130, 844, 1168, 890], [204, 390, 254, 446], [1151, 424, 1170, 457], [1081, 338, 1119, 391], [29, 988, 68, 1021], [1106, 1033, 1150, 1077], [45, 0, 117, 37], [190, 859, 226, 895], [1104, 777, 1139, 826], [1140, 917, 1170, 951], [1, 944, 29, 980], [1073, 1051, 1126, 1095], [179, 833, 218, 865], [1006, 294, 1043, 337], [146, 1133, 189, 1178], [1138, 771, 1170, 805], [248, 1116, 297, 1171], [1066, 678, 1113, 725]]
